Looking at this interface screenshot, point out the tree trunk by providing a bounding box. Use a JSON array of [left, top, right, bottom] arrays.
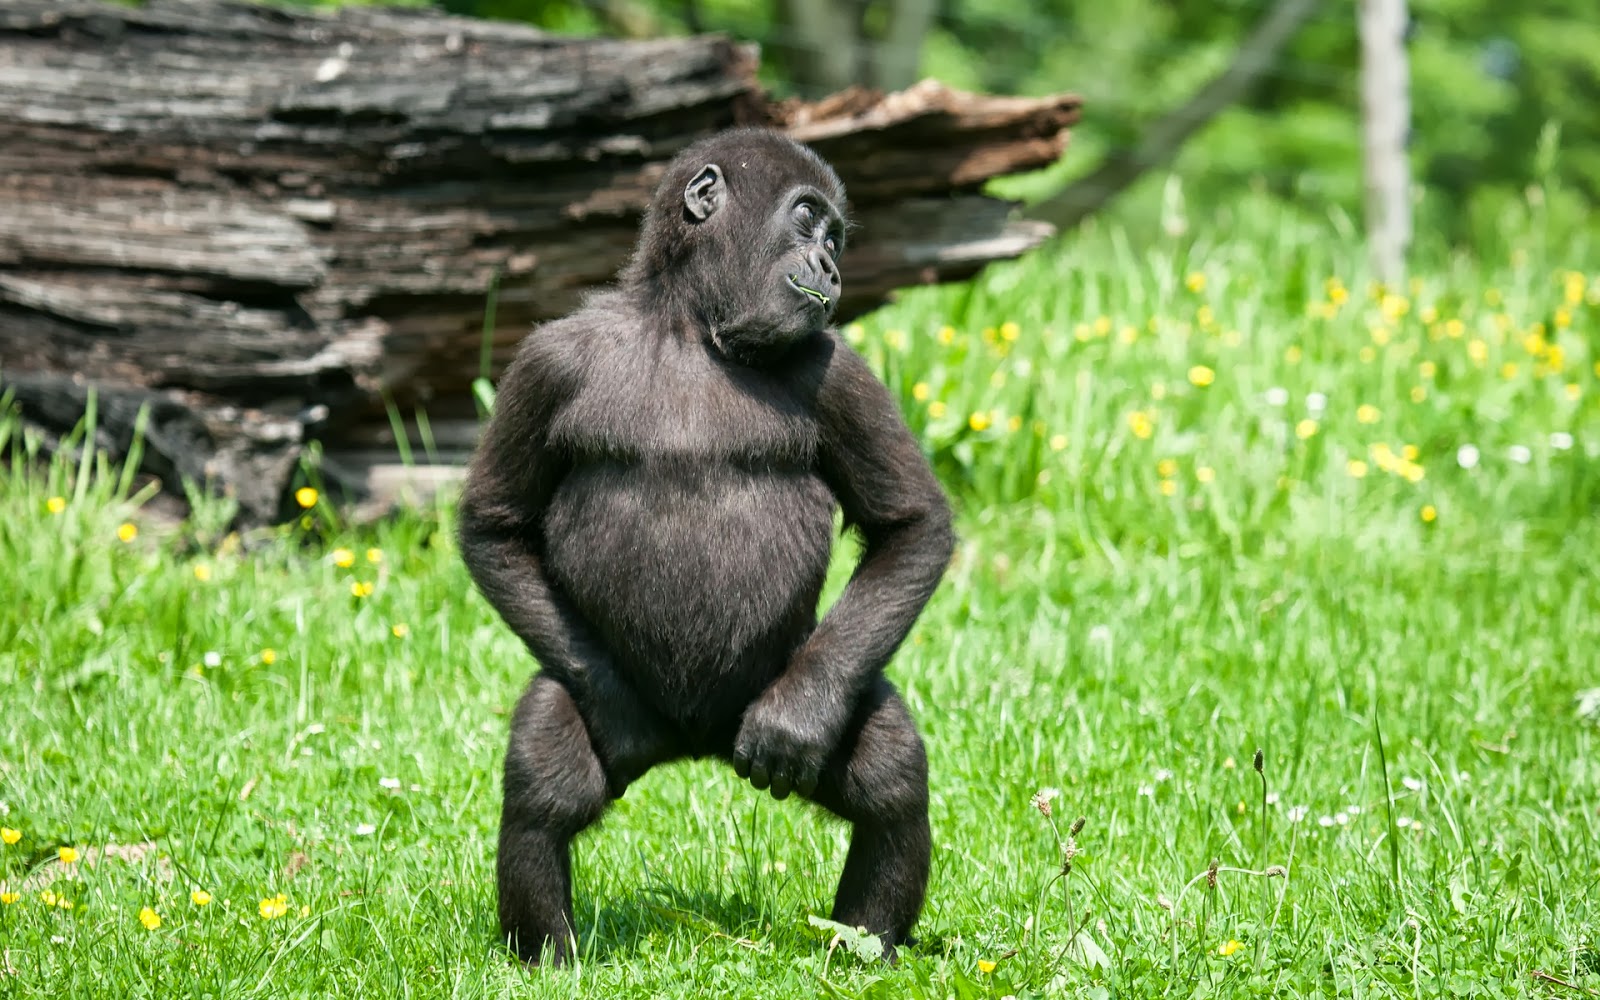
[[0, 0, 1080, 523]]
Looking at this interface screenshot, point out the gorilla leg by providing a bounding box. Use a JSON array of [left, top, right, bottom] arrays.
[[497, 675, 613, 966], [808, 678, 931, 954]]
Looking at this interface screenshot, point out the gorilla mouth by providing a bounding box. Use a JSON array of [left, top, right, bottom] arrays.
[[788, 274, 831, 308]]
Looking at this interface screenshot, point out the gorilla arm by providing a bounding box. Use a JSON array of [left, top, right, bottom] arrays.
[[457, 328, 674, 795], [733, 339, 956, 799]]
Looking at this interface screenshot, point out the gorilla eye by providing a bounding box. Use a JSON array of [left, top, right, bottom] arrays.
[[794, 202, 815, 226]]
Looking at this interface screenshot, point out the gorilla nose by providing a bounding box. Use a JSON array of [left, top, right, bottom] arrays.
[[807, 246, 841, 290]]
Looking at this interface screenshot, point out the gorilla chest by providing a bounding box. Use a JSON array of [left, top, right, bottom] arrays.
[[539, 358, 837, 660]]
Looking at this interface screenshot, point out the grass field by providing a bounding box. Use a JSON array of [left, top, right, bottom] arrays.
[[3, 189, 1599, 998]]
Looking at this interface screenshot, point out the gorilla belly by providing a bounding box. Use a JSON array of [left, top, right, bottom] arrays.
[[543, 461, 836, 723]]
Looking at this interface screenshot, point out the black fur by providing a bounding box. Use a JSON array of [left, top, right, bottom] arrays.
[[457, 127, 955, 966]]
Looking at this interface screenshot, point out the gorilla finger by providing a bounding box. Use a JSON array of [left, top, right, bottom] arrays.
[[796, 768, 818, 798], [749, 760, 771, 790], [769, 770, 792, 800], [732, 751, 751, 779]]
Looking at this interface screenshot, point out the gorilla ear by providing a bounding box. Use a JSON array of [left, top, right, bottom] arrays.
[[683, 164, 726, 222]]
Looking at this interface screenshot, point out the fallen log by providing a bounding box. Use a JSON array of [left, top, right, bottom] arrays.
[[0, 0, 1081, 522]]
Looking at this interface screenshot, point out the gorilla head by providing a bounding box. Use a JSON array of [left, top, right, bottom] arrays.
[[621, 128, 848, 362]]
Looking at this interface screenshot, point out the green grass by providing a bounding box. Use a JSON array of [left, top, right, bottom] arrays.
[[3, 187, 1599, 998]]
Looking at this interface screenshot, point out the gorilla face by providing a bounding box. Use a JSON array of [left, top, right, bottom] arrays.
[[623, 129, 851, 365]]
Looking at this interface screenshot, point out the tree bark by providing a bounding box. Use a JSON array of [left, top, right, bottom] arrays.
[[0, 0, 1080, 523]]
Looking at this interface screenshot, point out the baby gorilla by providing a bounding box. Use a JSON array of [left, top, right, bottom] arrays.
[[457, 127, 955, 966]]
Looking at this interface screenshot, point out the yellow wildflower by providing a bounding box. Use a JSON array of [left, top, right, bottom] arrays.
[[911, 382, 930, 402], [1410, 386, 1428, 403], [1359, 346, 1376, 364], [391, 623, 410, 638], [1467, 340, 1488, 364], [1185, 272, 1207, 293], [1049, 434, 1068, 452], [1195, 466, 1215, 484], [1188, 365, 1215, 388], [1127, 411, 1155, 440], [1546, 345, 1566, 371], [1380, 293, 1410, 319], [999, 321, 1020, 342], [936, 326, 955, 345], [46, 496, 66, 515], [0, 892, 18, 905], [968, 412, 992, 432], [843, 323, 865, 344], [295, 487, 319, 509], [139, 907, 161, 930], [193, 563, 212, 582], [1073, 323, 1092, 342], [117, 522, 138, 543], [1093, 316, 1112, 337], [366, 548, 383, 565], [260, 648, 277, 665], [1445, 318, 1465, 339], [1402, 444, 1419, 461], [1370, 325, 1392, 346], [1159, 479, 1177, 497], [1, 827, 19, 845], [1347, 460, 1369, 479], [978, 959, 997, 974], [191, 890, 212, 906], [1218, 940, 1244, 957], [1419, 361, 1437, 378], [1006, 415, 1023, 433], [1119, 324, 1138, 345], [1563, 272, 1585, 305], [927, 401, 947, 419], [1150, 382, 1167, 400], [1157, 459, 1178, 478], [1500, 362, 1518, 379], [1484, 288, 1503, 307], [1554, 308, 1572, 330], [331, 548, 356, 569], [58, 846, 79, 865], [1357, 404, 1380, 424], [1285, 345, 1303, 364], [1420, 305, 1438, 324], [1565, 383, 1581, 401], [351, 580, 375, 598], [1295, 419, 1318, 440], [259, 894, 289, 920], [1421, 505, 1437, 523], [989, 371, 1006, 389], [884, 329, 906, 352]]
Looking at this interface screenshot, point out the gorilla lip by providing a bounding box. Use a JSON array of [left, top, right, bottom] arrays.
[[788, 274, 831, 307]]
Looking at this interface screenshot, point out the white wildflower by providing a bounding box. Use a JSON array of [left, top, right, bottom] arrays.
[[203, 651, 222, 668], [1550, 432, 1574, 451], [1265, 387, 1289, 407], [355, 823, 376, 836], [1306, 392, 1328, 415], [1401, 777, 1423, 792], [1456, 444, 1480, 469], [378, 777, 401, 790], [1509, 444, 1532, 464]]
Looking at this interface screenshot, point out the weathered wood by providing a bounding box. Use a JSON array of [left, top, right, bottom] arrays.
[[0, 0, 1081, 522]]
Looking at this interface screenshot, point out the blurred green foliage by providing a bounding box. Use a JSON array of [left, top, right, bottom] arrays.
[[278, 0, 1600, 235]]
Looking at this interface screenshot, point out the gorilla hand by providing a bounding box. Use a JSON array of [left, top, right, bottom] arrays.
[[732, 671, 850, 800]]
